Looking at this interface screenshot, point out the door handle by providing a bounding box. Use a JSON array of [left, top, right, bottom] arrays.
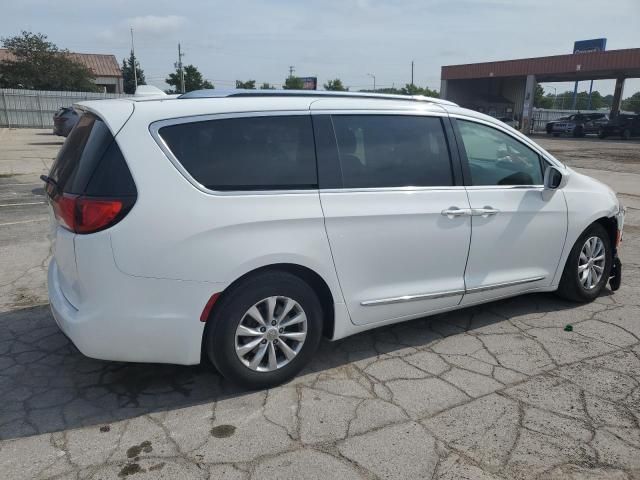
[[471, 207, 500, 217], [441, 207, 472, 218]]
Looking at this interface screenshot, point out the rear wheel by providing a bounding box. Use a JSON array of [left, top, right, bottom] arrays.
[[205, 271, 323, 389], [557, 223, 612, 302]]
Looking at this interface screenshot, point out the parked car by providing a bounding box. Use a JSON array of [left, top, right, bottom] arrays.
[[52, 107, 79, 137], [42, 89, 625, 389], [599, 114, 640, 140], [497, 116, 519, 129], [545, 115, 571, 134], [550, 113, 609, 137]]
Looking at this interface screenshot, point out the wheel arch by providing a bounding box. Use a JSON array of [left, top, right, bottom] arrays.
[[202, 263, 336, 349], [554, 215, 617, 287]]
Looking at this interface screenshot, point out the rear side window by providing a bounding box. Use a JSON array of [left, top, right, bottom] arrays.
[[49, 112, 135, 196], [158, 115, 317, 191], [331, 115, 453, 188]]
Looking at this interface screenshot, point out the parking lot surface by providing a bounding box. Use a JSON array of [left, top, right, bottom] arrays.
[[1, 128, 639, 479]]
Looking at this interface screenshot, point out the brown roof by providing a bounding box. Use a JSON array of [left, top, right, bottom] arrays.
[[442, 48, 640, 82], [0, 49, 121, 78]]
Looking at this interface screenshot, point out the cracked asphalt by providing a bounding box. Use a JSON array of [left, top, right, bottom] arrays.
[[1, 128, 640, 479]]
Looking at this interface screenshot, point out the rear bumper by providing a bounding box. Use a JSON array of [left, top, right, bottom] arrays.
[[48, 239, 222, 365]]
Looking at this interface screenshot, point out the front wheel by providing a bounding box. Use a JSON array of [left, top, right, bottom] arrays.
[[557, 223, 612, 302], [205, 271, 323, 389]]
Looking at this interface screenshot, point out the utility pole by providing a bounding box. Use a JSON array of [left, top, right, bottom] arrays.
[[289, 65, 295, 78], [175, 43, 185, 93], [411, 60, 414, 86], [130, 28, 138, 91]]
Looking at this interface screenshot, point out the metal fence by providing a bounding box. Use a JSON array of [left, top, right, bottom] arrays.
[[0, 88, 128, 128]]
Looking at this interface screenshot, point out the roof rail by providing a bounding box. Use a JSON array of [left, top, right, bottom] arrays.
[[178, 89, 458, 106]]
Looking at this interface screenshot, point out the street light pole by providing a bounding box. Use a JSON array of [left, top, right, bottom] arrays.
[[367, 73, 376, 92]]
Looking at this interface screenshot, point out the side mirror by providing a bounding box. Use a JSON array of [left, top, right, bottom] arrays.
[[544, 166, 563, 190]]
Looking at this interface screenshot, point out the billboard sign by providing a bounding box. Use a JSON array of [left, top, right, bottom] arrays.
[[573, 38, 607, 54], [300, 77, 317, 90]]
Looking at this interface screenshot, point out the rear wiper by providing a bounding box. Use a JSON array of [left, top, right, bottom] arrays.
[[40, 175, 60, 198], [40, 175, 57, 186]]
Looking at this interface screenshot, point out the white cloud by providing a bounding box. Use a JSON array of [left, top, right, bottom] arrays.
[[126, 15, 187, 35]]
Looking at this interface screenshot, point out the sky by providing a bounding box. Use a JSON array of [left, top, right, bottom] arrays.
[[2, 0, 639, 96]]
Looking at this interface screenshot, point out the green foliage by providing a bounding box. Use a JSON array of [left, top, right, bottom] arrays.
[[260, 82, 275, 90], [537, 86, 615, 110], [235, 79, 256, 89], [324, 78, 347, 91], [121, 51, 146, 94], [551, 90, 607, 110], [622, 92, 640, 113], [165, 64, 213, 93], [534, 84, 553, 108], [283, 76, 304, 90], [360, 84, 439, 97], [0, 31, 98, 91]]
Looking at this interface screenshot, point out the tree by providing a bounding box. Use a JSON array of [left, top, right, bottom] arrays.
[[283, 76, 304, 90], [260, 82, 276, 90], [0, 31, 98, 91], [165, 64, 213, 93], [360, 84, 438, 97], [324, 78, 347, 91], [400, 84, 439, 97], [534, 85, 554, 108], [623, 92, 640, 113], [235, 79, 255, 89], [121, 51, 146, 94]]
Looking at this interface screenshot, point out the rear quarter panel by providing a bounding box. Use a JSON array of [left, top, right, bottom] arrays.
[[108, 109, 344, 303]]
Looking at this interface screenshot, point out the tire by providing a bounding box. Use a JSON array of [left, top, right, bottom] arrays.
[[553, 133, 560, 137], [205, 271, 323, 389], [622, 129, 631, 140], [573, 126, 583, 137], [557, 223, 613, 302], [598, 130, 607, 139]]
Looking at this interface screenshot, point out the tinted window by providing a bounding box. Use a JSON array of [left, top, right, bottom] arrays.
[[49, 112, 134, 195], [159, 116, 317, 191], [331, 115, 453, 188], [457, 120, 543, 186]]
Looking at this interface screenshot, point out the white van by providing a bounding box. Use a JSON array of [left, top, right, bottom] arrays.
[[43, 90, 624, 388]]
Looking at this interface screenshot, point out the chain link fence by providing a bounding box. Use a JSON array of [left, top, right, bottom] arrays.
[[0, 88, 127, 128]]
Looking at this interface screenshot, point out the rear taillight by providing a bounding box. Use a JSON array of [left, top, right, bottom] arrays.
[[51, 193, 133, 234]]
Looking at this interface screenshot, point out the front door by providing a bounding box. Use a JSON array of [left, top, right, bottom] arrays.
[[316, 112, 472, 325], [453, 118, 567, 305]]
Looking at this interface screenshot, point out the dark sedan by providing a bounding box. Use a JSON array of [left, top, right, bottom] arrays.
[[599, 114, 640, 140], [53, 107, 79, 137]]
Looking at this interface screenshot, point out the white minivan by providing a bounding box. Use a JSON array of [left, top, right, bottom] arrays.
[[44, 90, 624, 388]]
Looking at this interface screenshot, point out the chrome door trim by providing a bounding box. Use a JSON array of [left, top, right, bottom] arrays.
[[360, 289, 465, 306], [361, 275, 546, 306], [465, 275, 546, 294]]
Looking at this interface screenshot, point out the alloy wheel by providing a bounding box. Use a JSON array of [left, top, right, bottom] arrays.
[[234, 296, 308, 372], [578, 236, 606, 290]]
